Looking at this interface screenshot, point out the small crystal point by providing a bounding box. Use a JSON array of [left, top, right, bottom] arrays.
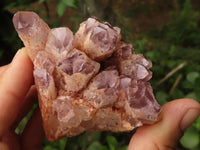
[[13, 11, 36, 30], [51, 27, 73, 50]]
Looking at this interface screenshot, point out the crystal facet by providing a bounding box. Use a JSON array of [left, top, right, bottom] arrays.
[[13, 11, 161, 141]]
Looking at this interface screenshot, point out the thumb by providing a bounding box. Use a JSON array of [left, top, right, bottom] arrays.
[[128, 99, 200, 150]]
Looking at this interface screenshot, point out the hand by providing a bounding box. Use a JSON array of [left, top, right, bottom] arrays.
[[128, 99, 200, 150], [0, 48, 44, 150]]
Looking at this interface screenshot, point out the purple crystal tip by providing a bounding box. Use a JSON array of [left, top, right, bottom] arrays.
[[13, 11, 38, 31]]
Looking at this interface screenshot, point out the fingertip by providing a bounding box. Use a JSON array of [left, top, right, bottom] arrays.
[[162, 98, 200, 110], [180, 107, 200, 131], [12, 48, 27, 59], [128, 98, 200, 150]]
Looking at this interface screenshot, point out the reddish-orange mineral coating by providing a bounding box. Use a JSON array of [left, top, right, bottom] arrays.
[[13, 11, 161, 141]]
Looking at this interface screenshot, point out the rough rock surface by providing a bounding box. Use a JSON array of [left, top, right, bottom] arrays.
[[13, 11, 161, 141]]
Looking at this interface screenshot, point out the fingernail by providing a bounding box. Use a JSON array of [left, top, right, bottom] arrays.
[[180, 108, 200, 131]]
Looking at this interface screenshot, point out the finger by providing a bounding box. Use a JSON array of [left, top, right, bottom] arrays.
[[1, 131, 21, 150], [11, 85, 37, 130], [0, 64, 9, 75], [0, 142, 9, 150], [0, 48, 33, 137], [128, 99, 200, 150], [21, 107, 45, 150]]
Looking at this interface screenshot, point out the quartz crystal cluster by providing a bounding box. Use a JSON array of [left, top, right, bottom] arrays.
[[13, 11, 161, 141]]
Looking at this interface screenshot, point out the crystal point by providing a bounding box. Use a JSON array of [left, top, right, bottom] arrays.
[[13, 11, 50, 61], [13, 11, 36, 30]]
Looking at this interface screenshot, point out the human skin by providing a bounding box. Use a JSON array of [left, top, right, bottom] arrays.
[[0, 49, 44, 150], [0, 48, 199, 150], [128, 99, 200, 150]]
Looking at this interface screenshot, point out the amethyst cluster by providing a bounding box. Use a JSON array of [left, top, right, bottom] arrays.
[[13, 11, 160, 141]]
